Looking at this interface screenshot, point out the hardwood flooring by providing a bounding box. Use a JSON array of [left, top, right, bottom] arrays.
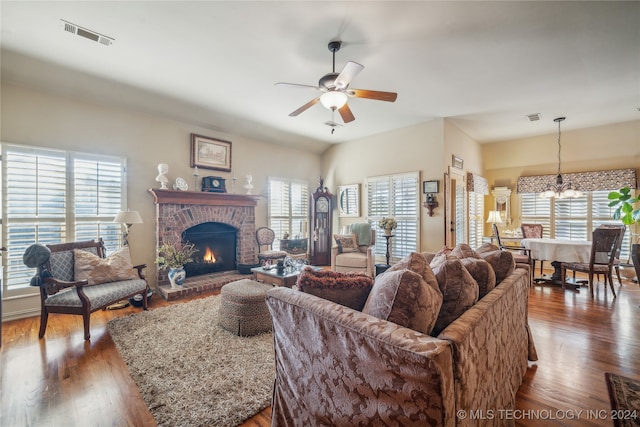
[[1, 271, 639, 426]]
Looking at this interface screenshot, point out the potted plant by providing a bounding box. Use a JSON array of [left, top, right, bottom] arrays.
[[608, 186, 640, 282], [155, 238, 198, 288], [379, 217, 398, 236]]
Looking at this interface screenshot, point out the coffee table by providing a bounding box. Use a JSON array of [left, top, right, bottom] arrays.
[[251, 265, 321, 288]]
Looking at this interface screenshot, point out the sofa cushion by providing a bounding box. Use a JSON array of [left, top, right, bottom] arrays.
[[363, 269, 443, 335], [333, 251, 368, 268], [460, 257, 496, 299], [431, 257, 479, 335], [297, 267, 373, 311], [74, 246, 139, 285], [478, 250, 515, 283], [450, 243, 480, 259], [333, 233, 359, 253], [387, 252, 440, 293], [475, 242, 500, 254]]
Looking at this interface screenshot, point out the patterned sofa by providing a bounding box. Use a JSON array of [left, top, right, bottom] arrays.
[[265, 249, 536, 426]]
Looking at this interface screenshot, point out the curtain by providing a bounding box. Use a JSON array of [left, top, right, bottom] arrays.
[[517, 168, 637, 193]]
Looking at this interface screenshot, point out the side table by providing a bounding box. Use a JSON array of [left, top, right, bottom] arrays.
[[375, 263, 391, 276], [383, 234, 394, 265]]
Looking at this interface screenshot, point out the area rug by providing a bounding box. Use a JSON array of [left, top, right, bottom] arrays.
[[605, 372, 640, 427], [107, 295, 274, 427]]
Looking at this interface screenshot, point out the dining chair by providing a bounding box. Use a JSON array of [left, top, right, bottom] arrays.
[[256, 227, 288, 265], [597, 224, 626, 285], [493, 224, 533, 283], [521, 224, 544, 276], [561, 227, 621, 298]]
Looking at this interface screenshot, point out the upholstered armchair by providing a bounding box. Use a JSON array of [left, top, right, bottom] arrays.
[[331, 223, 375, 277]]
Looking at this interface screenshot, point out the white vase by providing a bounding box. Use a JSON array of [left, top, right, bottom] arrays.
[[168, 267, 186, 289]]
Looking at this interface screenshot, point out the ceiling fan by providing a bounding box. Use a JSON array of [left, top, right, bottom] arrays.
[[276, 41, 398, 123]]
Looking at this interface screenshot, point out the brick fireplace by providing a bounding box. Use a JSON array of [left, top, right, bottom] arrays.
[[149, 188, 261, 300]]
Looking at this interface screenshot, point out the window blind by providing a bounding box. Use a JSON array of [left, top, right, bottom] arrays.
[[1, 144, 125, 295], [267, 177, 309, 250]]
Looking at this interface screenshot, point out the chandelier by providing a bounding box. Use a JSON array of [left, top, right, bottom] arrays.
[[539, 117, 582, 199]]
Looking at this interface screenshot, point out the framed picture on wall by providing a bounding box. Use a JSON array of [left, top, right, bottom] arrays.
[[422, 180, 439, 194], [190, 134, 232, 172]]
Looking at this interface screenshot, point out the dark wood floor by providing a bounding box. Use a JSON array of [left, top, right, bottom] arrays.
[[1, 270, 639, 427]]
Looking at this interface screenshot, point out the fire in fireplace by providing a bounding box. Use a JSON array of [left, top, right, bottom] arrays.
[[182, 222, 237, 278]]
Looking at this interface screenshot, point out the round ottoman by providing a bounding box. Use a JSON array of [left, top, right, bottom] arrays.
[[218, 279, 274, 336]]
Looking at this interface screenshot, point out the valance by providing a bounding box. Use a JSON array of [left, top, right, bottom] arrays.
[[467, 173, 489, 195], [517, 168, 637, 194]]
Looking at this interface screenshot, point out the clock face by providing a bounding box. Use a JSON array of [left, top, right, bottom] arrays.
[[213, 179, 220, 187], [316, 197, 329, 213]]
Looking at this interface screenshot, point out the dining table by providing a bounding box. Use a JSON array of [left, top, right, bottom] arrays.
[[521, 237, 592, 289]]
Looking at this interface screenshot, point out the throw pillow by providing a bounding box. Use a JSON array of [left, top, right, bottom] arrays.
[[475, 242, 500, 254], [333, 233, 359, 253], [74, 246, 139, 285], [450, 243, 480, 259], [296, 267, 373, 311], [460, 257, 496, 299], [430, 257, 479, 335], [478, 250, 515, 284], [387, 252, 440, 294], [363, 269, 443, 335]]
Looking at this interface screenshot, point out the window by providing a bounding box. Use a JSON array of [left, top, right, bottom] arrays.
[[267, 177, 309, 250], [520, 190, 630, 261], [468, 192, 484, 249], [1, 144, 126, 296], [367, 172, 420, 263]]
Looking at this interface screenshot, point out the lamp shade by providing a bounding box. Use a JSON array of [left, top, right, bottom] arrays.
[[486, 210, 503, 225], [114, 210, 143, 225], [320, 91, 348, 110]]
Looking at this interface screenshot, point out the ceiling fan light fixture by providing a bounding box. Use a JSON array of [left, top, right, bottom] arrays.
[[320, 91, 348, 110]]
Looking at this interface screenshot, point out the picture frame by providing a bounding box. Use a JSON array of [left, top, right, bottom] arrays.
[[190, 134, 232, 172], [423, 180, 439, 194], [452, 155, 464, 170]]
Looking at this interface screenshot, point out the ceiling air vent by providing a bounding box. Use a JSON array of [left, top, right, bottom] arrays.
[[61, 19, 114, 46], [526, 113, 541, 122]]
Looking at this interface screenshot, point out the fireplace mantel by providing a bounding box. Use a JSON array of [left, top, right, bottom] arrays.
[[148, 188, 261, 207]]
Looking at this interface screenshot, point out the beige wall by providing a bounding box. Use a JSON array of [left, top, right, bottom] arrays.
[[322, 118, 486, 255], [1, 82, 321, 319], [482, 120, 640, 235]]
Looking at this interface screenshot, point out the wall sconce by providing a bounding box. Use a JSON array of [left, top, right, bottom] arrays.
[[422, 180, 439, 217], [113, 210, 143, 246], [423, 194, 439, 217]]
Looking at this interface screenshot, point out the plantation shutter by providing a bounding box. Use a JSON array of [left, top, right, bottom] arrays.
[[267, 177, 309, 250], [468, 192, 484, 249], [555, 196, 588, 240], [367, 172, 419, 263], [2, 144, 125, 295], [520, 194, 552, 238]]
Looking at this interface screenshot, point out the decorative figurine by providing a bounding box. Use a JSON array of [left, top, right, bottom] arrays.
[[243, 174, 254, 195], [156, 163, 169, 189]]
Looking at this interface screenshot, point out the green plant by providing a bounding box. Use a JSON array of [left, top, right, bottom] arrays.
[[608, 187, 640, 226], [378, 217, 397, 230], [155, 239, 198, 270]]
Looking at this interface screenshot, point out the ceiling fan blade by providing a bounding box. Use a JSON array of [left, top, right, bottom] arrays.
[[335, 61, 364, 89], [276, 82, 322, 91], [289, 97, 320, 117], [338, 103, 355, 123], [349, 89, 398, 102]]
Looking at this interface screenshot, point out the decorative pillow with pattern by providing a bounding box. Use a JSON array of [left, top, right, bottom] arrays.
[[475, 242, 500, 254], [450, 243, 480, 259], [431, 257, 479, 335], [333, 233, 359, 253], [363, 269, 443, 335], [387, 252, 440, 294], [297, 267, 373, 311], [74, 246, 139, 285], [460, 257, 496, 299], [477, 250, 515, 284]]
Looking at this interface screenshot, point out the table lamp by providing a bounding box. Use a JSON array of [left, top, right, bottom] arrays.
[[114, 210, 143, 246], [486, 210, 504, 236]]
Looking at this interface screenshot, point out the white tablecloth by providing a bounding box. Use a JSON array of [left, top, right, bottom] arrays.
[[521, 238, 592, 264]]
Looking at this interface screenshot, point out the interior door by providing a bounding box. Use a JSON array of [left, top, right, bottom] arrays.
[[445, 167, 466, 247]]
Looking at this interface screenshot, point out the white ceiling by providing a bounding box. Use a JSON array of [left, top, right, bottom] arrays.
[[2, 1, 639, 153]]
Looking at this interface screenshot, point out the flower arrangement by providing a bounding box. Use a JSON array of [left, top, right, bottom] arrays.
[[378, 217, 398, 231], [155, 238, 198, 270]]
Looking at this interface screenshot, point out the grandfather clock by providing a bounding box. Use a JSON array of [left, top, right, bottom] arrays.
[[310, 179, 333, 266]]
